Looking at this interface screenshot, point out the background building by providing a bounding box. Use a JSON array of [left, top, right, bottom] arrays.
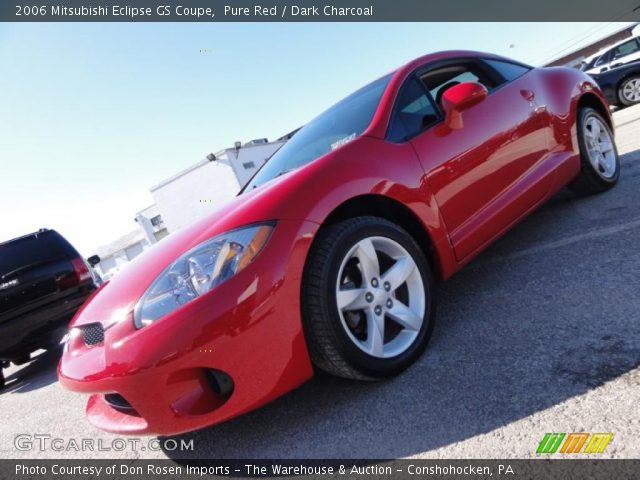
[[135, 204, 169, 245], [92, 230, 149, 280], [90, 137, 287, 277], [149, 138, 285, 233]]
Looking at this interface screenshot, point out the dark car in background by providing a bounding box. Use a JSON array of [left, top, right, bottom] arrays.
[[0, 229, 97, 389], [590, 60, 640, 107], [580, 36, 640, 75]]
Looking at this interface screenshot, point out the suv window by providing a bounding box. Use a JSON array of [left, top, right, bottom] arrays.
[[387, 77, 439, 142], [483, 59, 531, 82], [0, 232, 66, 277], [420, 60, 502, 110], [612, 39, 639, 60]]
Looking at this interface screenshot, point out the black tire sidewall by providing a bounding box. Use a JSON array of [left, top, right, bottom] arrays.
[[577, 107, 620, 188], [320, 219, 434, 378]]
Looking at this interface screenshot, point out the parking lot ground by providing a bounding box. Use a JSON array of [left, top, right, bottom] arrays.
[[1, 104, 639, 460]]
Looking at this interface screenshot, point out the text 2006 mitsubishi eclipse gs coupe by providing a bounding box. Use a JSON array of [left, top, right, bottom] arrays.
[[59, 51, 620, 435]]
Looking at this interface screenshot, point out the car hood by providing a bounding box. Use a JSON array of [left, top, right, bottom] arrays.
[[69, 169, 318, 328], [68, 134, 396, 328]]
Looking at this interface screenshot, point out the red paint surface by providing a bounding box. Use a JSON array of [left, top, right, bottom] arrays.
[[59, 51, 612, 435]]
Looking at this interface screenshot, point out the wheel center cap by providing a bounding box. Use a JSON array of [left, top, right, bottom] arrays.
[[372, 289, 387, 305]]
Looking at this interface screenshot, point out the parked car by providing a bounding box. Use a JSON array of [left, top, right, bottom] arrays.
[[0, 229, 97, 389], [59, 50, 619, 435], [590, 60, 640, 107], [580, 36, 640, 75]]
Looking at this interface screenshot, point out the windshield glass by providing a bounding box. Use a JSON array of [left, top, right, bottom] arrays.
[[244, 73, 392, 191]]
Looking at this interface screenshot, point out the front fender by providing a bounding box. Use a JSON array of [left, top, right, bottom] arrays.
[[261, 136, 456, 279]]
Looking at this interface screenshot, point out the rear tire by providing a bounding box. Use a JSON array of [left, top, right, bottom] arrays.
[[617, 76, 640, 107], [302, 217, 435, 381], [569, 107, 620, 195]]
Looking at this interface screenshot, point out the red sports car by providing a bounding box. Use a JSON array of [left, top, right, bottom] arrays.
[[59, 51, 620, 435]]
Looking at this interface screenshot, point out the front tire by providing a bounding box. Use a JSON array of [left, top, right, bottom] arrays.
[[302, 217, 435, 380], [618, 76, 640, 107], [569, 107, 620, 195]]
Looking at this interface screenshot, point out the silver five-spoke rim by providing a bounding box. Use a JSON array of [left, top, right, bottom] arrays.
[[622, 78, 640, 103], [336, 236, 425, 359], [584, 115, 616, 179]]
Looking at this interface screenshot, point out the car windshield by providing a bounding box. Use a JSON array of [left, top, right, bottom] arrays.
[[244, 73, 392, 191]]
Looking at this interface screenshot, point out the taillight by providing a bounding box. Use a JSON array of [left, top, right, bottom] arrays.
[[71, 257, 91, 284]]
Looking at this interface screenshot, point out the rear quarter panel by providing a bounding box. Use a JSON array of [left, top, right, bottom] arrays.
[[535, 67, 612, 154]]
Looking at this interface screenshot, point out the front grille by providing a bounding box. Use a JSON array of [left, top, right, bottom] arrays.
[[81, 323, 104, 346]]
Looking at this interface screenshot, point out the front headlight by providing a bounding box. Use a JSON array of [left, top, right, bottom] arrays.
[[133, 223, 274, 328]]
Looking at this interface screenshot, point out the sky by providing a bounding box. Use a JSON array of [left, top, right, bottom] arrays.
[[1, 21, 638, 255]]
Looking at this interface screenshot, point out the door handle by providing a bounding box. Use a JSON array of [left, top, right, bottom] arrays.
[[520, 89, 535, 102]]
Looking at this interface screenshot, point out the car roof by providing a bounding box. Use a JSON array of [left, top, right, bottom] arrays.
[[396, 50, 517, 75], [0, 228, 54, 247], [374, 50, 524, 83]]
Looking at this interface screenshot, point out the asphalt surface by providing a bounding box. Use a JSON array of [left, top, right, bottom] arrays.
[[1, 104, 639, 460]]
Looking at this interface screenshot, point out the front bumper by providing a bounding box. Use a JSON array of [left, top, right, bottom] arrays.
[[58, 220, 317, 435]]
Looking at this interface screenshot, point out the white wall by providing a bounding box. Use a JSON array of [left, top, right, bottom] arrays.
[[151, 161, 240, 233], [125, 242, 144, 260], [95, 239, 148, 280], [98, 256, 116, 278]]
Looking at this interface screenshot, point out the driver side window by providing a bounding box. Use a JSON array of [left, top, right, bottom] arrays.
[[387, 77, 439, 143]]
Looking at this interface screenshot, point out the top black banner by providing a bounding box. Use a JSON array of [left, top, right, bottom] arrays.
[[2, 0, 640, 22]]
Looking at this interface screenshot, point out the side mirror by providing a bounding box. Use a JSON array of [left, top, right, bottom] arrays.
[[441, 82, 488, 130], [87, 255, 101, 267]]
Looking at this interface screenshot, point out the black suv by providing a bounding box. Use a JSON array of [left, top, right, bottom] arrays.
[[0, 229, 97, 389], [589, 60, 640, 107]]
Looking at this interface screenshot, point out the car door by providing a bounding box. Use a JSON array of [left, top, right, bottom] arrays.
[[610, 38, 640, 69], [405, 58, 550, 260]]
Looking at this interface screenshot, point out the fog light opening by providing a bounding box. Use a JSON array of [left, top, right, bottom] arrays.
[[205, 368, 234, 398], [104, 393, 139, 416]]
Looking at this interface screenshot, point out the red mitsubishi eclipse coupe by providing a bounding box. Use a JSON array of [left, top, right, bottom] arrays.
[[59, 51, 620, 435]]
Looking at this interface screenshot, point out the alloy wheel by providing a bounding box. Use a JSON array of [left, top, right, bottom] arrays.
[[335, 236, 425, 359], [583, 115, 616, 179], [622, 78, 640, 103]]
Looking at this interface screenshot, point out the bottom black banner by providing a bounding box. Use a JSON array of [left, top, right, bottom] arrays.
[[2, 459, 640, 480]]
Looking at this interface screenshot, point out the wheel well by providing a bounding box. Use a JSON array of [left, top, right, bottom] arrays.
[[321, 194, 442, 278], [578, 92, 613, 129]]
